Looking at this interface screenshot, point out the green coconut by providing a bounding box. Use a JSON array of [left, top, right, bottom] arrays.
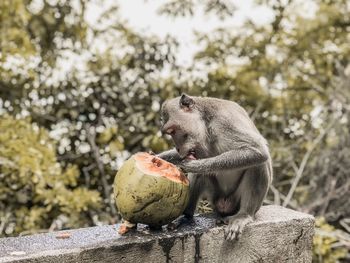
[[114, 152, 190, 227]]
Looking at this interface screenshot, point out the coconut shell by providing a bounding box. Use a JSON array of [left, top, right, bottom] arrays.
[[114, 152, 189, 227]]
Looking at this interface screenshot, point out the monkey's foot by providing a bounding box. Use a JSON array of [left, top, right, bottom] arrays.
[[215, 216, 227, 225], [224, 214, 253, 241], [167, 215, 194, 230]]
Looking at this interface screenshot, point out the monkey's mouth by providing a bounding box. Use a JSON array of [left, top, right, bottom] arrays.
[[185, 149, 197, 160]]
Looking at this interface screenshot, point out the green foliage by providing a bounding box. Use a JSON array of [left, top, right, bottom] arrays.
[[0, 0, 89, 101], [158, 0, 235, 19], [0, 0, 36, 59], [0, 3, 349, 260], [2, 0, 178, 223], [313, 218, 348, 263], [0, 115, 101, 236]]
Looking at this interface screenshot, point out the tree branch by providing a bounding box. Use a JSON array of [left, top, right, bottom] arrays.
[[85, 124, 117, 216], [283, 120, 335, 207]]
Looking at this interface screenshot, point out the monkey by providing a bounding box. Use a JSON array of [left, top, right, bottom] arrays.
[[157, 94, 272, 241]]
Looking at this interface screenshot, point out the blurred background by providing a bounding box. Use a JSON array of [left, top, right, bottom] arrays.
[[0, 0, 349, 261]]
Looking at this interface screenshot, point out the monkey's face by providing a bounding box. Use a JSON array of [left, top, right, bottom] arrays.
[[160, 94, 207, 160]]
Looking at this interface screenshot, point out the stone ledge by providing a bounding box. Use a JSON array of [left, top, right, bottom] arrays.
[[0, 205, 315, 263]]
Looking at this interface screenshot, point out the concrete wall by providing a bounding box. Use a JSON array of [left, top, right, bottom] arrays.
[[0, 205, 314, 263]]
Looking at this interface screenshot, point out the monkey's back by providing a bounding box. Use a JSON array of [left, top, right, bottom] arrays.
[[196, 97, 267, 146]]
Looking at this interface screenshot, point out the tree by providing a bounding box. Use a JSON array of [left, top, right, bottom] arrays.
[[0, 115, 100, 236], [1, 1, 349, 259]]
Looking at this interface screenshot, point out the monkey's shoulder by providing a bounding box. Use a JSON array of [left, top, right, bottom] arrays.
[[207, 114, 268, 152]]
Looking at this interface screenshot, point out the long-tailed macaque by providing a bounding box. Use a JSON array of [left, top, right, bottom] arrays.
[[158, 94, 272, 241]]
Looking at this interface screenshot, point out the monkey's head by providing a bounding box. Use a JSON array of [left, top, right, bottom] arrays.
[[160, 94, 208, 160]]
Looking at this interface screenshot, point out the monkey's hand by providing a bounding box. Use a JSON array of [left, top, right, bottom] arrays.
[[179, 146, 269, 173], [178, 160, 206, 173], [157, 148, 182, 165]]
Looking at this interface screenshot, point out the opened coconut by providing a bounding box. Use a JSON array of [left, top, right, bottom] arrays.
[[114, 152, 189, 231]]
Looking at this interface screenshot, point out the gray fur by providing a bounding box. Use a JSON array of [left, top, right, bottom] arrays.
[[158, 94, 272, 241]]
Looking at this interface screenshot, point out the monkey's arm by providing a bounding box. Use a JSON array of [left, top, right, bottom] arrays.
[[179, 145, 268, 174], [157, 148, 182, 165]]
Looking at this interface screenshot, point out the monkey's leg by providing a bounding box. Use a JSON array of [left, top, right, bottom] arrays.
[[224, 164, 270, 241], [183, 174, 208, 218], [167, 174, 206, 230]]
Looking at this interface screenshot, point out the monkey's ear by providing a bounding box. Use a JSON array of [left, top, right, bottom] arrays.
[[179, 93, 194, 110]]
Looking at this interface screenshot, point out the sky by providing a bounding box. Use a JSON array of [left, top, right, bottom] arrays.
[[24, 0, 317, 86], [87, 0, 275, 66]]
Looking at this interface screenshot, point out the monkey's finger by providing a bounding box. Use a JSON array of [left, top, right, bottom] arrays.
[[235, 228, 242, 241], [225, 230, 231, 241], [230, 225, 241, 241], [178, 167, 186, 173], [227, 229, 235, 241], [224, 228, 229, 240], [225, 226, 234, 241], [226, 231, 234, 241], [234, 228, 241, 240], [234, 227, 240, 241], [231, 227, 237, 240]]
